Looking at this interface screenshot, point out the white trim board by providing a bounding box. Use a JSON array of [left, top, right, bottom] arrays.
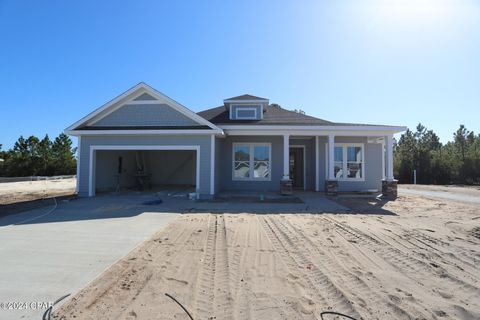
[[219, 125, 406, 132], [67, 129, 223, 136], [290, 145, 307, 191], [65, 82, 223, 133], [223, 129, 405, 137], [315, 136, 319, 191], [76, 136, 81, 193], [210, 135, 215, 195], [88, 145, 201, 197]]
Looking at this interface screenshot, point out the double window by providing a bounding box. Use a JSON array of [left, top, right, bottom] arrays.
[[233, 143, 271, 180], [333, 144, 364, 180]]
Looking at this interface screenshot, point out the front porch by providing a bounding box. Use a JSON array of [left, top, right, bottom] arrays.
[[215, 131, 398, 198]]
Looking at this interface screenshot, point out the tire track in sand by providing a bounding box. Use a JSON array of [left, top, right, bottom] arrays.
[[279, 215, 428, 320], [258, 215, 361, 318], [194, 214, 233, 320], [224, 215, 254, 320], [322, 216, 480, 305]]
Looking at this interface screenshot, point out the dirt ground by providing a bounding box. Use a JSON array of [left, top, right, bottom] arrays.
[[52, 192, 480, 320], [0, 178, 76, 205]]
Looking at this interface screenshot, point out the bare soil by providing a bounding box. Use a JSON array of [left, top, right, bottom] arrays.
[[53, 194, 480, 320], [0, 178, 76, 205]]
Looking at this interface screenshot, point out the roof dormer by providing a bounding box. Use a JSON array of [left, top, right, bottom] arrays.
[[224, 94, 269, 120]]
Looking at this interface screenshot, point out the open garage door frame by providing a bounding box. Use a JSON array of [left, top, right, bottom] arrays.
[[88, 145, 201, 197]]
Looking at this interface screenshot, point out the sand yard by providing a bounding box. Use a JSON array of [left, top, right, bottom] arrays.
[[52, 191, 480, 320], [0, 177, 76, 205]]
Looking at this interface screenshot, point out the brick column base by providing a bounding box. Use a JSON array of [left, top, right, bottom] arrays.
[[325, 180, 338, 196], [382, 179, 398, 199], [280, 179, 293, 195]]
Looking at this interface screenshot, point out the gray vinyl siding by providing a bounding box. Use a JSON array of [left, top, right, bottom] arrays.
[[92, 104, 199, 127], [229, 104, 263, 120], [77, 135, 212, 198], [218, 136, 283, 192]]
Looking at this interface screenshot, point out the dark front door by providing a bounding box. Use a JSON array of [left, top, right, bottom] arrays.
[[289, 147, 304, 189]]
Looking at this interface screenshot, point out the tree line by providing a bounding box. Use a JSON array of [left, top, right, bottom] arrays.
[[0, 133, 77, 177], [394, 124, 480, 185]]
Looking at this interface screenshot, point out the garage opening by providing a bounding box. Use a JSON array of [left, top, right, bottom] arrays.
[[93, 149, 197, 195]]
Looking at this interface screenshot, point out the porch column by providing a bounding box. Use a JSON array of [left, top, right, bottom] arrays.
[[382, 138, 386, 180], [315, 136, 319, 191], [382, 134, 398, 199], [280, 134, 293, 195], [326, 134, 338, 195], [328, 134, 335, 180], [210, 134, 215, 196], [283, 134, 290, 179], [386, 134, 394, 180]]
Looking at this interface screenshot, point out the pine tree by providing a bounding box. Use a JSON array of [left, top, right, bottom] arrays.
[[51, 133, 77, 175]]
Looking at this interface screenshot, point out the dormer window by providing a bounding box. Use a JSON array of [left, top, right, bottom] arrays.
[[224, 94, 269, 121], [228, 104, 264, 120], [235, 106, 258, 120]]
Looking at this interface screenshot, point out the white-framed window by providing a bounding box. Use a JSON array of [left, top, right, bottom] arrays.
[[235, 107, 257, 120], [328, 143, 365, 181], [233, 143, 271, 181]]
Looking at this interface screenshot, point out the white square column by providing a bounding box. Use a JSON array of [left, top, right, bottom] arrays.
[[328, 134, 335, 180], [283, 134, 290, 179], [386, 134, 394, 180], [315, 136, 320, 191]]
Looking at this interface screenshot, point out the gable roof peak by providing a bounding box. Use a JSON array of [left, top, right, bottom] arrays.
[[224, 94, 269, 102], [65, 82, 223, 134]]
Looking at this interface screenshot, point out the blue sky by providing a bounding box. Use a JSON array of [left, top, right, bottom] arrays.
[[1, 0, 479, 148]]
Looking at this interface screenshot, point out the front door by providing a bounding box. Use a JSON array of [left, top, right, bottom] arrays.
[[289, 147, 304, 189]]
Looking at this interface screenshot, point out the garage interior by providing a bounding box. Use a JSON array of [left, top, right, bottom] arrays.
[[95, 150, 196, 194]]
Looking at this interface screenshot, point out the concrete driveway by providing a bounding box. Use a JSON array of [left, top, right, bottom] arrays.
[[399, 185, 480, 205], [0, 193, 178, 320]]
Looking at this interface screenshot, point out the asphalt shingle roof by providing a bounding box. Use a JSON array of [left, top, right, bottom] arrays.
[[197, 104, 339, 126]]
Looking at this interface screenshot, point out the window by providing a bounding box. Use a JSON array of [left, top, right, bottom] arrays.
[[331, 144, 365, 181], [233, 143, 271, 180], [346, 146, 363, 179], [235, 107, 257, 120], [230, 104, 264, 120], [236, 108, 257, 119], [334, 146, 343, 179]]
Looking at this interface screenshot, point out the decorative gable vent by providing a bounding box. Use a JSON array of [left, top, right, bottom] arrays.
[[223, 94, 269, 121]]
